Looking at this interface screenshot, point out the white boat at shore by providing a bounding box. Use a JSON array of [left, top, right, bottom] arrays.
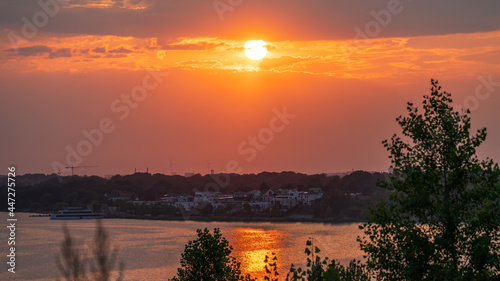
[[50, 208, 104, 220]]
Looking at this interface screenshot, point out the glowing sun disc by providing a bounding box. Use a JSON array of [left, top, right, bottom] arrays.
[[244, 40, 267, 60]]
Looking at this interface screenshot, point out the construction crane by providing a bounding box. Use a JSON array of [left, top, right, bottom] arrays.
[[65, 164, 98, 175], [206, 160, 214, 175], [169, 160, 176, 175]]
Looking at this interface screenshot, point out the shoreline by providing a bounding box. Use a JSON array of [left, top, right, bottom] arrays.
[[11, 212, 367, 225], [105, 214, 366, 225]]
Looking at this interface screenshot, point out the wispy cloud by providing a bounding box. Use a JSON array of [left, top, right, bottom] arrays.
[[108, 47, 135, 53], [177, 60, 223, 70], [65, 0, 151, 10], [49, 48, 72, 59], [2, 0, 499, 42], [162, 38, 227, 51], [259, 56, 308, 71], [458, 49, 500, 65], [5, 45, 52, 57], [1, 32, 499, 77], [92, 47, 107, 53]]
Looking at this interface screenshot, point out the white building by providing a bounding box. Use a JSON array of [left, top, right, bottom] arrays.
[[160, 194, 195, 210], [249, 201, 271, 212], [194, 192, 221, 204]]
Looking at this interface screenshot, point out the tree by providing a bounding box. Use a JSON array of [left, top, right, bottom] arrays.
[[56, 221, 124, 281], [286, 239, 369, 281], [30, 202, 42, 212], [196, 202, 214, 216], [56, 225, 86, 281], [359, 80, 500, 280], [40, 193, 55, 210], [54, 201, 69, 211], [264, 252, 279, 281], [260, 181, 271, 192], [243, 202, 253, 215], [172, 228, 254, 281], [270, 204, 281, 216], [89, 220, 124, 281]]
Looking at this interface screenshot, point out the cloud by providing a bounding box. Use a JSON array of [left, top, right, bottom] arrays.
[[92, 47, 106, 53], [4, 45, 52, 56], [108, 46, 134, 53], [458, 49, 500, 65], [3, 45, 72, 59], [112, 0, 125, 8], [162, 41, 225, 51], [3, 45, 71, 59], [49, 48, 72, 59], [90, 46, 136, 55], [177, 59, 222, 69], [104, 53, 127, 58], [259, 56, 308, 71], [1, 31, 498, 77], [1, 0, 499, 41], [65, 0, 150, 9]]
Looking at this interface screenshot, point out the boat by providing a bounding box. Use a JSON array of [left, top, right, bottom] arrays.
[[50, 208, 104, 220], [29, 213, 51, 217]]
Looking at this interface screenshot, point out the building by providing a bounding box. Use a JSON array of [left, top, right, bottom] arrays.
[[148, 188, 324, 214], [105, 191, 138, 202]]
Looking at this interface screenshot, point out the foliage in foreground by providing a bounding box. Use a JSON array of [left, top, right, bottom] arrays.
[[171, 228, 254, 281], [285, 239, 369, 281], [56, 220, 124, 281], [173, 228, 369, 281], [359, 80, 500, 280]]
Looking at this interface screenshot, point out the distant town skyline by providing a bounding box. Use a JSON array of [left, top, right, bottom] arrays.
[[1, 0, 500, 176]]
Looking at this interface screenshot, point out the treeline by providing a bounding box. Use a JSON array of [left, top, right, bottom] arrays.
[[311, 171, 388, 221], [0, 170, 388, 221]]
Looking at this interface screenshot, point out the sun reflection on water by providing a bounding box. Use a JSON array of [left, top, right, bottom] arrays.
[[227, 228, 285, 278], [11, 214, 366, 281]]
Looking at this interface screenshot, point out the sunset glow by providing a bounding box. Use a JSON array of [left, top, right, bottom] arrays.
[[1, 0, 499, 176], [2, 1, 500, 280]]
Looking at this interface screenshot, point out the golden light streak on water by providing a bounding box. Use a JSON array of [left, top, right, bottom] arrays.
[[228, 228, 285, 275], [1, 213, 365, 281]]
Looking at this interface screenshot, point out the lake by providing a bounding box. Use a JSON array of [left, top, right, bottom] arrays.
[[0, 213, 365, 280]]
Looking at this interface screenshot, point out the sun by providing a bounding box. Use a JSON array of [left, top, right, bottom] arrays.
[[244, 40, 267, 60]]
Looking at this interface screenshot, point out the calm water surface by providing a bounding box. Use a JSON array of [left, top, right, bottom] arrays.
[[0, 213, 365, 280]]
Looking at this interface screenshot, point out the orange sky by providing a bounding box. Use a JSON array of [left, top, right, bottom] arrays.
[[1, 0, 500, 176]]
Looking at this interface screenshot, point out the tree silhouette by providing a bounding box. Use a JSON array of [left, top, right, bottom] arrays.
[[56, 221, 124, 281], [359, 79, 500, 280], [172, 228, 254, 281]]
